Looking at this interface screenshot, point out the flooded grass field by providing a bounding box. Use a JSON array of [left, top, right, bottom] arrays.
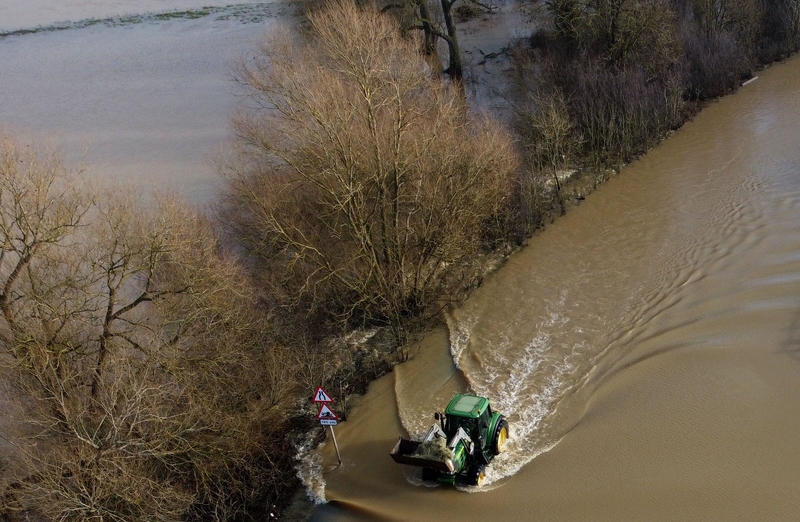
[[0, 1, 299, 202]]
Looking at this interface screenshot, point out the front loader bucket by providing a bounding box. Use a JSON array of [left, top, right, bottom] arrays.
[[389, 437, 455, 473]]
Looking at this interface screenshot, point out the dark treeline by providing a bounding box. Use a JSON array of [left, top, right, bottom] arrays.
[[512, 0, 800, 209]]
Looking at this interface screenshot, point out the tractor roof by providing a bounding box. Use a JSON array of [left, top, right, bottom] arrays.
[[445, 394, 490, 419]]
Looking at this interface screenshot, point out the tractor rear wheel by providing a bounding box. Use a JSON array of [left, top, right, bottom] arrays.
[[492, 417, 509, 455], [467, 464, 486, 486]]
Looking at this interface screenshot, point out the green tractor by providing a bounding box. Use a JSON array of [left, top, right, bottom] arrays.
[[389, 393, 509, 486]]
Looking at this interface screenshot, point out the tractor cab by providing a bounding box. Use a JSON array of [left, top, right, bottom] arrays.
[[442, 394, 495, 463]]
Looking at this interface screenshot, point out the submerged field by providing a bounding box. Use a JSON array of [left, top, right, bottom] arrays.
[[0, 0, 527, 203]]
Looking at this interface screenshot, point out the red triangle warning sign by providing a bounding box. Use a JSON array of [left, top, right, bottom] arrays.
[[312, 386, 333, 403], [317, 404, 339, 420]]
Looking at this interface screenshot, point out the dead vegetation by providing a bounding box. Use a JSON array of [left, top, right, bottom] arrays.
[[411, 437, 454, 461]]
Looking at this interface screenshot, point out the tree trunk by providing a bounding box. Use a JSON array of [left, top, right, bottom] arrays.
[[440, 0, 463, 81], [418, 0, 444, 75]]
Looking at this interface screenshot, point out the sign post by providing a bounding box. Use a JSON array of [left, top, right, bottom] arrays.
[[313, 387, 342, 466]]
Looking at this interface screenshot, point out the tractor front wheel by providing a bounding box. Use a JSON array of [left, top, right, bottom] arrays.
[[467, 464, 486, 486], [421, 468, 438, 482], [492, 417, 509, 455]]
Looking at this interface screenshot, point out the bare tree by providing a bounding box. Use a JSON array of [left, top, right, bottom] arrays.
[[547, 0, 584, 50], [381, 0, 445, 74], [545, 0, 681, 71], [0, 138, 294, 521], [691, 0, 763, 46], [0, 139, 91, 340], [223, 1, 518, 346]]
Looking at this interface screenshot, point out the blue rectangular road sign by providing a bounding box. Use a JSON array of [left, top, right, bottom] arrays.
[[320, 419, 338, 426]]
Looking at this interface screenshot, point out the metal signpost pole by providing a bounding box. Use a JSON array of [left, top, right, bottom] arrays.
[[329, 425, 342, 467]]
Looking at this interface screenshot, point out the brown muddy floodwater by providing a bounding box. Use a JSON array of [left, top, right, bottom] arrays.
[[307, 53, 800, 522]]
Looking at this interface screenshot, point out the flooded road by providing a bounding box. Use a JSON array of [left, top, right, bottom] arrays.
[[310, 53, 800, 521]]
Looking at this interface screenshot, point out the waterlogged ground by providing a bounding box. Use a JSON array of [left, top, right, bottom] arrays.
[[0, 1, 299, 202], [12, 3, 799, 522]]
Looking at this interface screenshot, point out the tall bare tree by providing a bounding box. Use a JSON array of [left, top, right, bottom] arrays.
[[223, 1, 518, 346]]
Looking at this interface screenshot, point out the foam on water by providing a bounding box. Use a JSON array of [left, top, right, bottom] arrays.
[[441, 290, 592, 486], [295, 432, 328, 505]]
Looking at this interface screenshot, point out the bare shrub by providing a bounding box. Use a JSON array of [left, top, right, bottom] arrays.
[[519, 0, 685, 168], [515, 88, 575, 214], [455, 2, 481, 21], [691, 0, 763, 47], [513, 47, 684, 167], [500, 168, 552, 245], [223, 1, 518, 345], [510, 5, 686, 226], [682, 24, 752, 99], [569, 62, 684, 164], [547, 0, 584, 51], [544, 0, 682, 71]]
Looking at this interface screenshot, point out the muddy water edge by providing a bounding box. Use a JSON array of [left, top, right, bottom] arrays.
[[309, 53, 800, 521]]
